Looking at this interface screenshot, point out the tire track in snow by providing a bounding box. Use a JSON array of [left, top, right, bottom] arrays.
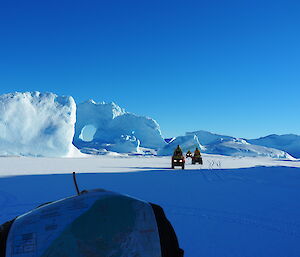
[[197, 159, 225, 183]]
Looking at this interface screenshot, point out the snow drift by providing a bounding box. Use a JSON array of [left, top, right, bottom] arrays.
[[74, 100, 165, 153], [0, 92, 77, 157]]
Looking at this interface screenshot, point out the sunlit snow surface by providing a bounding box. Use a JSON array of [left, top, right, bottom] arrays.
[[1, 155, 300, 257]]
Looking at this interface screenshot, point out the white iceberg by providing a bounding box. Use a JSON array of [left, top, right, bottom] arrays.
[[248, 134, 300, 158], [158, 134, 204, 156], [106, 135, 141, 153], [74, 100, 166, 152], [0, 92, 78, 157], [187, 131, 293, 159]]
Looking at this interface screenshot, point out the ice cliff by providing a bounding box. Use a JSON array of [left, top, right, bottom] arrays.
[[0, 92, 77, 157]]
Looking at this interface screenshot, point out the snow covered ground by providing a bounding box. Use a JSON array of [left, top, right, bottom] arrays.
[[1, 155, 300, 257]]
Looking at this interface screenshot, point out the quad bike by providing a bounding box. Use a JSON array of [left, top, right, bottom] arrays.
[[192, 155, 203, 165], [172, 155, 185, 169]]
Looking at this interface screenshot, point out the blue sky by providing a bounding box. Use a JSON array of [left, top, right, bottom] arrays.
[[0, 0, 299, 138]]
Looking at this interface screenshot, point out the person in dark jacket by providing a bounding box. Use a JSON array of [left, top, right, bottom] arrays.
[[173, 145, 183, 157]]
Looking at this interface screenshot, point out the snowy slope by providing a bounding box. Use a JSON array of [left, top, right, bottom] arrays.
[[248, 134, 300, 158], [74, 100, 166, 152], [0, 156, 300, 257], [0, 92, 78, 157]]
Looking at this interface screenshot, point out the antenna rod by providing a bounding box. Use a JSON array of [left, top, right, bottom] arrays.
[[73, 172, 80, 195]]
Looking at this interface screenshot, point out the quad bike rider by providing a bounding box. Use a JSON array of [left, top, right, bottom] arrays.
[[186, 150, 192, 158], [172, 145, 185, 169], [192, 147, 203, 165]]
